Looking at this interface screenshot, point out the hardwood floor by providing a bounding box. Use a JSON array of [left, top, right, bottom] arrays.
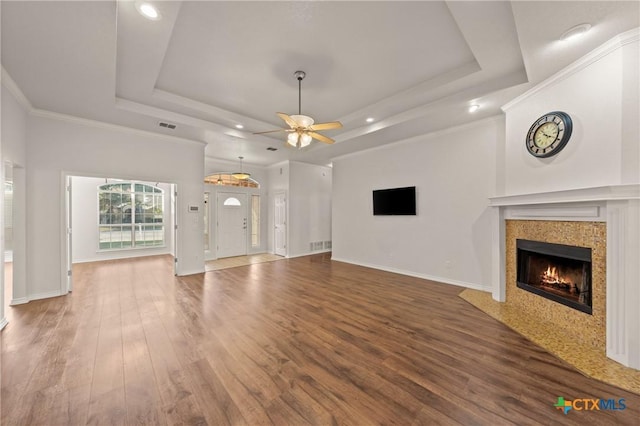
[[204, 253, 284, 272], [2, 253, 639, 425]]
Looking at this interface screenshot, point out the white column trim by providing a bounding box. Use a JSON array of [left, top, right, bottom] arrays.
[[606, 200, 640, 369], [491, 207, 505, 302]]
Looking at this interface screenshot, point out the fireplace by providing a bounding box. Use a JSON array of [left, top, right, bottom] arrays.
[[516, 239, 592, 314]]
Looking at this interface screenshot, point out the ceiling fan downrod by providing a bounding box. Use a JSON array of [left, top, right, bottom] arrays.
[[294, 70, 306, 115]]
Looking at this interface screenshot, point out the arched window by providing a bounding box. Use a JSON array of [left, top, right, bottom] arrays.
[[223, 197, 242, 206], [98, 182, 164, 250], [204, 173, 259, 188]]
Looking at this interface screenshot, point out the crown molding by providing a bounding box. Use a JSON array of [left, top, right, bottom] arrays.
[[336, 60, 481, 125], [332, 114, 504, 163], [502, 27, 640, 111], [152, 89, 276, 131], [30, 108, 207, 146], [1, 67, 34, 112], [205, 155, 264, 168], [334, 68, 523, 145], [2, 67, 206, 146], [266, 160, 290, 169], [116, 96, 248, 139]]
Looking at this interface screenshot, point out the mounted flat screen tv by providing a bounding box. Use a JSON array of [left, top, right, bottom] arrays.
[[373, 186, 416, 216]]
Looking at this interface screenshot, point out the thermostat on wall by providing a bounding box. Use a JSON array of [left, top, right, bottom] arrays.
[[188, 205, 199, 212]]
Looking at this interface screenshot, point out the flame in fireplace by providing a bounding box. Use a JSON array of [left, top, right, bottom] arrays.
[[541, 265, 570, 286]]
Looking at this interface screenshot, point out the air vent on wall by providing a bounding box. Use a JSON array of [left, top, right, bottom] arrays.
[[267, 147, 278, 151], [159, 121, 177, 130], [310, 241, 324, 251]]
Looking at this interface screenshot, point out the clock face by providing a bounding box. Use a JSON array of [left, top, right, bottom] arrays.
[[526, 111, 573, 158]]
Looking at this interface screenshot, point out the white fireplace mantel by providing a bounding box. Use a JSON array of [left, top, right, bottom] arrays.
[[489, 184, 640, 207], [489, 184, 640, 370]]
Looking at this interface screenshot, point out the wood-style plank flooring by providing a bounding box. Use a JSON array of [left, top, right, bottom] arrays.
[[205, 253, 284, 272], [2, 254, 639, 425]]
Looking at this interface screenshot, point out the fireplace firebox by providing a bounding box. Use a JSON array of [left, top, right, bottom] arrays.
[[516, 239, 592, 314]]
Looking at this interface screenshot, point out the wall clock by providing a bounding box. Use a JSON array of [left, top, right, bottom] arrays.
[[525, 111, 573, 158]]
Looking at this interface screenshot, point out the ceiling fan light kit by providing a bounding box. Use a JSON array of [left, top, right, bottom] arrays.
[[253, 70, 343, 149], [291, 114, 314, 128], [287, 132, 313, 148]]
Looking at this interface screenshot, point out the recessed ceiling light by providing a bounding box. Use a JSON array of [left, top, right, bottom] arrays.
[[469, 104, 480, 113], [235, 124, 244, 129], [136, 2, 161, 20], [560, 23, 591, 41], [366, 117, 375, 123]]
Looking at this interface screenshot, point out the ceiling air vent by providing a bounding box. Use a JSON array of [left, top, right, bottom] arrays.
[[267, 147, 278, 151], [158, 121, 177, 130]]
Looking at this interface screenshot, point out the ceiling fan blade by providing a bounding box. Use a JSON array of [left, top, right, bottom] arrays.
[[276, 112, 298, 129], [253, 129, 288, 135], [308, 131, 335, 144], [309, 121, 343, 131]]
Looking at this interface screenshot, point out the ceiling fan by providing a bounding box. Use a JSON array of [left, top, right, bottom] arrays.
[[253, 71, 342, 148]]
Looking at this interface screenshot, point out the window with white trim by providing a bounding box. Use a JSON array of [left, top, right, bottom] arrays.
[[98, 182, 164, 250], [251, 195, 260, 247]]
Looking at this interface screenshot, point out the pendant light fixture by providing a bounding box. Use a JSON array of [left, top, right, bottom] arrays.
[[232, 156, 251, 180]]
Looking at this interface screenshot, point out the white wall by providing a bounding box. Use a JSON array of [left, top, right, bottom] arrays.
[[1, 85, 27, 166], [502, 35, 639, 195], [619, 40, 639, 184], [288, 161, 332, 257], [71, 177, 173, 263], [26, 114, 205, 300], [332, 117, 502, 290], [204, 157, 269, 259], [1, 81, 28, 308]]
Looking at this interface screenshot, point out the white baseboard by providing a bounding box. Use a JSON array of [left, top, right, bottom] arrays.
[[177, 268, 205, 276], [0, 317, 7, 331], [330, 256, 491, 292], [28, 290, 67, 302], [73, 248, 171, 264], [287, 250, 331, 259], [10, 297, 29, 305]]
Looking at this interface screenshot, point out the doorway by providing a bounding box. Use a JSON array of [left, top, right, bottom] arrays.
[[216, 192, 247, 258], [63, 175, 179, 292], [4, 164, 13, 313], [274, 192, 286, 256]]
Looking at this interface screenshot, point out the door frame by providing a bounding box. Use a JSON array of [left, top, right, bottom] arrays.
[[61, 172, 180, 295], [274, 191, 287, 257]]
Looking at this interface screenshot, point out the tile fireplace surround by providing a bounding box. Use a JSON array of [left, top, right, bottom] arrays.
[[506, 220, 605, 350], [489, 185, 640, 371]]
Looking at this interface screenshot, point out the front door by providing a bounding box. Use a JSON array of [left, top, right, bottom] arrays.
[[217, 192, 247, 258], [274, 192, 286, 256]]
